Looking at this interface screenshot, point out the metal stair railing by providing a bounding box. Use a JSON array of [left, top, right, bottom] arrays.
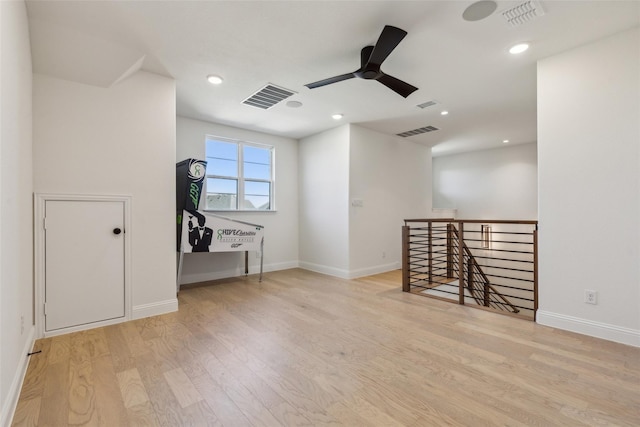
[[402, 219, 538, 320], [449, 224, 519, 313]]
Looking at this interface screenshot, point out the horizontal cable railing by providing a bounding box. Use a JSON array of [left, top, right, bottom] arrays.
[[402, 219, 538, 320]]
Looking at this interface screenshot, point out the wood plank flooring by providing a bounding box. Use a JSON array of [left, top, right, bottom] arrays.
[[12, 268, 640, 426]]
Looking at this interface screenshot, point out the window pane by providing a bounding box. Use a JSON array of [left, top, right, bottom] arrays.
[[243, 181, 270, 210], [206, 140, 237, 160], [206, 178, 237, 210], [244, 145, 270, 164], [207, 178, 237, 194], [243, 196, 270, 210], [206, 140, 238, 177], [244, 162, 270, 180], [206, 157, 237, 177], [207, 194, 237, 210], [245, 180, 269, 196], [243, 145, 271, 180]]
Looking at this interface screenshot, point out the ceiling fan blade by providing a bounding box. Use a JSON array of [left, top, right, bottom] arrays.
[[361, 46, 374, 68], [377, 73, 418, 98], [305, 72, 355, 89], [367, 25, 407, 66]]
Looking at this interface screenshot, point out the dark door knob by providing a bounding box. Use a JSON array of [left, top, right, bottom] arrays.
[[113, 228, 122, 235]]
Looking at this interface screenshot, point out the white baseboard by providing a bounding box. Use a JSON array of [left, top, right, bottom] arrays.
[[1, 327, 35, 427], [132, 298, 178, 320], [298, 261, 401, 280], [347, 262, 401, 279], [298, 261, 351, 279], [264, 261, 299, 272], [179, 261, 299, 285], [536, 310, 640, 347]]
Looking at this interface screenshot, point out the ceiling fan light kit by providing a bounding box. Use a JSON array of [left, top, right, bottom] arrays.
[[305, 25, 418, 98]]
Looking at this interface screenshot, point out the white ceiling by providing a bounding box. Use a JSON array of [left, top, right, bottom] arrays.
[[26, 0, 640, 156]]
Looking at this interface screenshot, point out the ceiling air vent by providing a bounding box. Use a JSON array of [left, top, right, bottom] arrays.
[[397, 126, 439, 137], [501, 0, 545, 27], [242, 84, 296, 109], [416, 100, 438, 109]]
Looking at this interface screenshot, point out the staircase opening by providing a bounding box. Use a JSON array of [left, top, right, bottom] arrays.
[[402, 219, 538, 320]]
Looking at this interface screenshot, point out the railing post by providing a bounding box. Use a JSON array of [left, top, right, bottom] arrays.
[[483, 280, 490, 307], [533, 226, 538, 320], [446, 223, 453, 279], [458, 222, 465, 305], [402, 225, 410, 292], [467, 258, 474, 294], [428, 221, 433, 284]]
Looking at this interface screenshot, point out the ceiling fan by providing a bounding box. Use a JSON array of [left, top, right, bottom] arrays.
[[305, 25, 418, 98]]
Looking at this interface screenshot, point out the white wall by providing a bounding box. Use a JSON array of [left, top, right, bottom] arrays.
[[298, 125, 350, 277], [0, 1, 34, 424], [33, 72, 178, 319], [433, 143, 538, 220], [178, 120, 432, 281], [176, 116, 299, 283], [537, 27, 640, 346], [349, 125, 432, 276]]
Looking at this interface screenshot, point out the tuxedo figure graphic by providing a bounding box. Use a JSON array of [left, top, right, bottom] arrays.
[[188, 215, 213, 252]]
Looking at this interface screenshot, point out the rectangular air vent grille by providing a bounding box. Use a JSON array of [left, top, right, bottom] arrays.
[[502, 0, 545, 27], [397, 126, 439, 137], [417, 100, 438, 109], [242, 84, 296, 109]]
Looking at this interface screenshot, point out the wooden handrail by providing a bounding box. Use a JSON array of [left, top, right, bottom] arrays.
[[405, 218, 538, 225]]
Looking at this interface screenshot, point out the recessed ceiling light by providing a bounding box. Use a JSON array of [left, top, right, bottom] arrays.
[[332, 113, 344, 120], [207, 75, 223, 85], [440, 111, 449, 116], [503, 139, 510, 143], [509, 43, 529, 54]]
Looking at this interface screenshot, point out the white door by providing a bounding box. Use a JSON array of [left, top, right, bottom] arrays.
[[45, 200, 125, 332]]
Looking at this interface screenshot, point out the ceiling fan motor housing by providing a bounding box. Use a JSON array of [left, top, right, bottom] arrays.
[[358, 67, 382, 80]]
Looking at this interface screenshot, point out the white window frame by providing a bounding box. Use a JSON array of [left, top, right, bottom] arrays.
[[204, 136, 275, 211]]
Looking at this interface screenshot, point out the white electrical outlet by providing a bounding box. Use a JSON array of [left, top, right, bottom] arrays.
[[382, 251, 386, 259], [20, 315, 24, 335], [584, 290, 597, 305]]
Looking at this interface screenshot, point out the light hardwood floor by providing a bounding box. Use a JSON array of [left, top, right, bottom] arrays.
[[12, 268, 640, 426]]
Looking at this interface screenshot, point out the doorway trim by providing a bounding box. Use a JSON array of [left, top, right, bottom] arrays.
[[34, 193, 133, 338]]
